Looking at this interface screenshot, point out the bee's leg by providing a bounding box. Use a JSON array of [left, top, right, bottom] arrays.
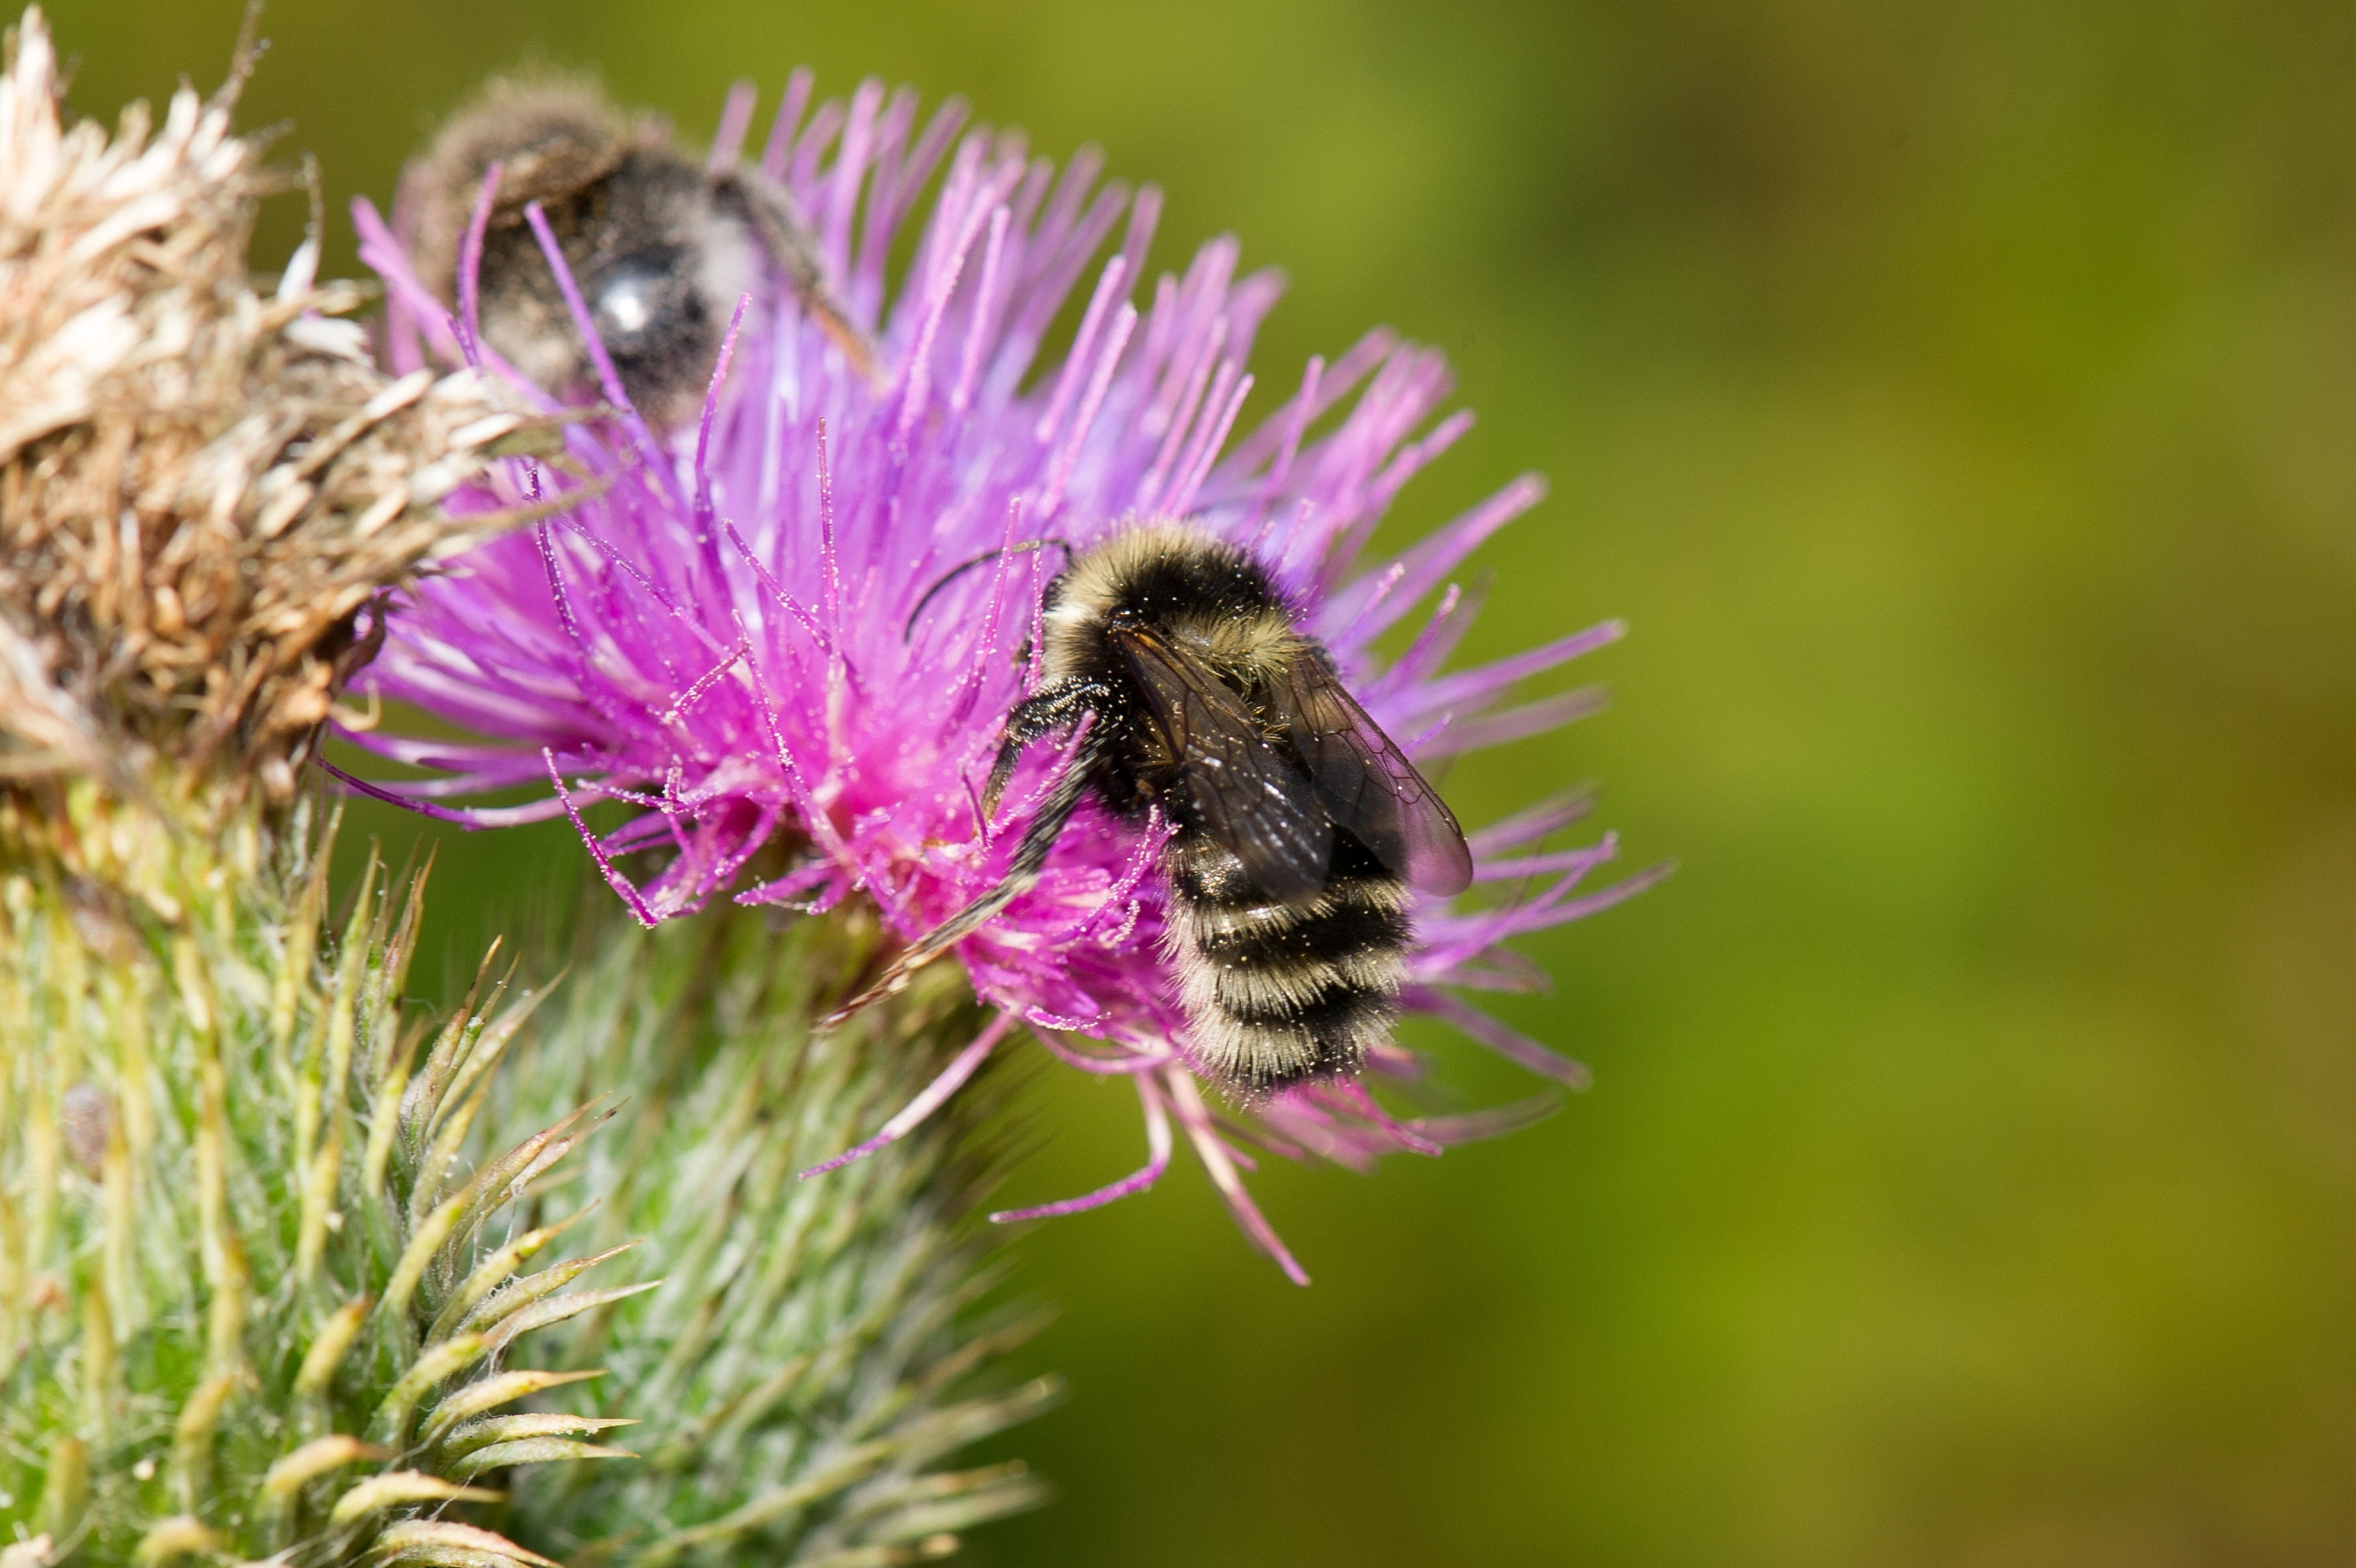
[[821, 730, 1104, 1028], [713, 166, 882, 382], [984, 680, 1109, 816]]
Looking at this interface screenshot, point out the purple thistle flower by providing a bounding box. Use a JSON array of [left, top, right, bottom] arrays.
[[344, 75, 1663, 1282]]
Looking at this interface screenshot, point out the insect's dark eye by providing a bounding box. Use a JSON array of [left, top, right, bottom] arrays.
[[588, 247, 698, 352]]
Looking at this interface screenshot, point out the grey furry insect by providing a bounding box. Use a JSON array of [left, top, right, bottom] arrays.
[[405, 76, 874, 428]]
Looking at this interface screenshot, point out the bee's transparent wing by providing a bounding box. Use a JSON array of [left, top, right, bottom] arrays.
[[1270, 648, 1474, 897], [1113, 626, 1333, 903]]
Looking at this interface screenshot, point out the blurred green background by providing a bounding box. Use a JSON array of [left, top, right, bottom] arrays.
[[39, 0, 2356, 1561]]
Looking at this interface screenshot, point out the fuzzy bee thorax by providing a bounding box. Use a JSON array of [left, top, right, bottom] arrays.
[[1039, 521, 1302, 686]]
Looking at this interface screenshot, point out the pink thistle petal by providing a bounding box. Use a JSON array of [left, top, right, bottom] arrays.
[[1040, 301, 1138, 520], [1247, 352, 1321, 541], [1164, 368, 1255, 519], [734, 857, 837, 909], [1034, 255, 1129, 447], [455, 162, 502, 362], [1168, 1070, 1309, 1287], [1427, 685, 1611, 756], [1471, 837, 1622, 886], [990, 1074, 1174, 1222], [949, 204, 1013, 415], [1466, 785, 1600, 857], [693, 295, 751, 521], [1370, 578, 1483, 695], [759, 68, 813, 179], [1411, 1092, 1565, 1145], [893, 165, 996, 444], [1049, 805, 1169, 942], [1138, 315, 1228, 509], [521, 202, 678, 495], [1028, 1028, 1172, 1075], [1224, 326, 1396, 478], [1316, 475, 1544, 640], [316, 759, 573, 828], [1397, 618, 1628, 724], [708, 79, 759, 171], [799, 1009, 1019, 1178], [1328, 1078, 1443, 1157], [546, 748, 660, 928], [1409, 988, 1593, 1090]]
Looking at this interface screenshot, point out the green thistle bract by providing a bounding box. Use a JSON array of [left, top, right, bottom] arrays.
[[0, 803, 630, 1565], [478, 905, 1054, 1566]]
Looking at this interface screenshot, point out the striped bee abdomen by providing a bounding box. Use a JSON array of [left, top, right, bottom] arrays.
[[1161, 832, 1414, 1095]]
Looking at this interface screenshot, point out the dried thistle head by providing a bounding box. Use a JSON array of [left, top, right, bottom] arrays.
[[0, 6, 551, 809]]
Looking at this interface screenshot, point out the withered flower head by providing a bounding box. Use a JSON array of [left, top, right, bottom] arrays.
[[0, 5, 547, 808]]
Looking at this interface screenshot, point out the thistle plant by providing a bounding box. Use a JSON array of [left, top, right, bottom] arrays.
[[351, 71, 1662, 1280], [0, 8, 645, 1559], [1, 12, 1056, 1561], [1, 0, 1648, 1550]]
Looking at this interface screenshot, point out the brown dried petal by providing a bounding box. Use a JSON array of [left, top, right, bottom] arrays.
[[0, 7, 551, 806]]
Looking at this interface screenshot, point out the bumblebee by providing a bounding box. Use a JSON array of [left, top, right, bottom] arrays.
[[404, 76, 873, 428], [833, 522, 1475, 1096]]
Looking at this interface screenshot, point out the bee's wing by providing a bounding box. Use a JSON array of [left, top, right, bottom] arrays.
[[1270, 648, 1475, 897], [1113, 626, 1334, 903]]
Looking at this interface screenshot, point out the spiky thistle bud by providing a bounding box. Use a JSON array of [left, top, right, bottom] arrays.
[[473, 903, 1055, 1564], [2, 821, 640, 1564]]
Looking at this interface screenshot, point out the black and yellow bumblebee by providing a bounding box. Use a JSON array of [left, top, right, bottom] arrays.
[[835, 522, 1475, 1097]]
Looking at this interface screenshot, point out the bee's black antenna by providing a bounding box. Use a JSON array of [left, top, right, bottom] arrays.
[[901, 538, 1073, 642]]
